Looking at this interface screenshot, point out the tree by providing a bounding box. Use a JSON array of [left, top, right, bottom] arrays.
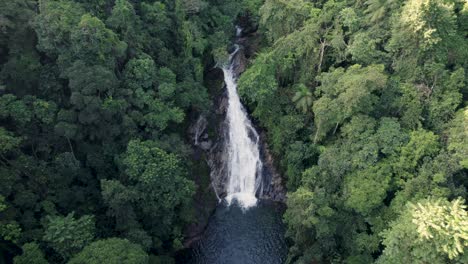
[[238, 52, 278, 104], [0, 127, 22, 155], [121, 57, 184, 133], [313, 64, 387, 142], [100, 140, 197, 249], [397, 129, 440, 179], [61, 60, 118, 140], [378, 197, 468, 263], [123, 139, 194, 213], [34, 0, 84, 56], [292, 84, 313, 114], [344, 163, 392, 215], [375, 117, 408, 157], [14, 243, 48, 264], [283, 141, 317, 191], [427, 67, 465, 132], [100, 179, 152, 250], [182, 0, 208, 15], [365, 0, 399, 24], [68, 238, 148, 264], [284, 187, 336, 263], [395, 82, 424, 129], [0, 195, 21, 243], [446, 107, 468, 169], [123, 56, 157, 92], [69, 14, 126, 67], [388, 0, 467, 78], [43, 213, 95, 259], [106, 0, 141, 47], [140, 1, 169, 35], [0, 0, 40, 92], [347, 32, 387, 65], [259, 0, 312, 42]]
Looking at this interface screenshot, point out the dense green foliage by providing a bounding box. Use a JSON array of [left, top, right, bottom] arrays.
[[13, 243, 48, 264], [378, 198, 468, 263], [43, 213, 95, 258], [0, 0, 253, 262], [68, 238, 148, 264], [238, 0, 468, 263], [1, 0, 467, 263]]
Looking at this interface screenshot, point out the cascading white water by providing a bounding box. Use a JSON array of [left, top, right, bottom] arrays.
[[235, 25, 242, 37], [223, 46, 263, 209], [193, 115, 205, 146]]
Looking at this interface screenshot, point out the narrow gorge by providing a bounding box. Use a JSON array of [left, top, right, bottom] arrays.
[[180, 26, 288, 263]]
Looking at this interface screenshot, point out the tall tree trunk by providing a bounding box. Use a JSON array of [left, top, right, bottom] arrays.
[[314, 123, 321, 144], [332, 122, 339, 135], [318, 39, 327, 74], [67, 137, 76, 160]]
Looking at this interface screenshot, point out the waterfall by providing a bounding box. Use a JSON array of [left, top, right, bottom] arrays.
[[235, 25, 242, 37], [223, 46, 263, 209]]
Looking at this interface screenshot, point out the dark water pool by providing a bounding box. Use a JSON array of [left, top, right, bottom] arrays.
[[178, 201, 287, 264]]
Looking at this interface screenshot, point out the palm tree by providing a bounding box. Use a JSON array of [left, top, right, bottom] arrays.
[[292, 84, 313, 114]]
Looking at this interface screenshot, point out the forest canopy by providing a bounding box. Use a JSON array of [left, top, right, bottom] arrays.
[[0, 0, 250, 262], [238, 0, 467, 263], [0, 0, 467, 263]]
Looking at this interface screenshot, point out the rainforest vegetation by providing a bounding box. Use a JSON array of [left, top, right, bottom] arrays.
[[0, 0, 467, 263]]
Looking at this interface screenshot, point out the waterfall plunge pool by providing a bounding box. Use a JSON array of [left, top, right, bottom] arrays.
[[177, 200, 287, 264]]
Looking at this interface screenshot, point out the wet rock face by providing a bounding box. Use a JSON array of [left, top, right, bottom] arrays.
[[190, 115, 208, 146], [189, 116, 213, 151], [206, 120, 229, 200], [231, 48, 247, 77], [189, 101, 229, 200], [258, 135, 286, 202]]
